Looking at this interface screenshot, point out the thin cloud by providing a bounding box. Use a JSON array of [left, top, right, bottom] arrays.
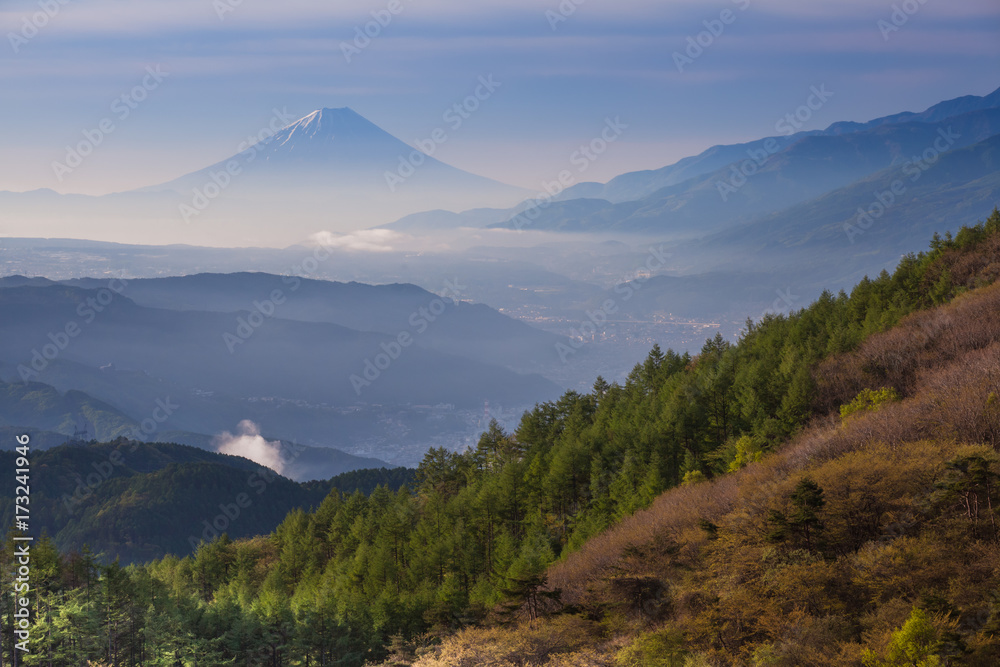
[[309, 229, 404, 253]]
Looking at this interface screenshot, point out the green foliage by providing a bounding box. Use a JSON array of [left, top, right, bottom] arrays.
[[862, 608, 943, 667], [616, 628, 688, 666], [312, 466, 416, 497], [682, 470, 706, 486], [0, 380, 138, 442], [0, 440, 333, 563], [5, 216, 1000, 665], [767, 477, 826, 551], [789, 477, 826, 551], [728, 435, 765, 472], [0, 440, 414, 564], [841, 387, 902, 420], [932, 449, 1000, 540]]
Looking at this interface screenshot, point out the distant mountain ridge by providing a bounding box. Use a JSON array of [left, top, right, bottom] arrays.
[[1, 272, 568, 377], [0, 379, 136, 441], [3, 88, 998, 247], [0, 276, 564, 468], [0, 283, 560, 408], [556, 84, 1000, 204], [704, 132, 1000, 256], [381, 85, 1000, 234], [486, 108, 1000, 235]]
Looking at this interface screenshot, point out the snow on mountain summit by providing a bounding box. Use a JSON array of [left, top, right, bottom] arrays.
[[251, 107, 424, 164], [275, 107, 372, 143], [121, 106, 529, 243]]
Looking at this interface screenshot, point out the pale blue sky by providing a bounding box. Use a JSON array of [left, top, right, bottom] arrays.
[[1, 0, 998, 195]]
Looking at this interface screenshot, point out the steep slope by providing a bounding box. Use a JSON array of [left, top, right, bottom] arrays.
[[11, 215, 995, 665], [511, 295, 1000, 666], [396, 220, 1000, 666]]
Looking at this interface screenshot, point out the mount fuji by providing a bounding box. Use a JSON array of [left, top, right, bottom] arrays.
[[144, 107, 525, 203], [0, 108, 528, 247]]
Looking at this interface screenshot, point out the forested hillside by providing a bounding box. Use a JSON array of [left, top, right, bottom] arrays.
[[1, 210, 998, 665], [0, 381, 138, 442], [0, 441, 413, 563]]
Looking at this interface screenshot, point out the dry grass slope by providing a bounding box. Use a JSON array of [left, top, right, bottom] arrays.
[[550, 280, 1000, 603], [402, 254, 1000, 666]]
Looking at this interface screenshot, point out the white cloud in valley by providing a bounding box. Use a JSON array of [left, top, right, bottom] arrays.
[[213, 419, 286, 475]]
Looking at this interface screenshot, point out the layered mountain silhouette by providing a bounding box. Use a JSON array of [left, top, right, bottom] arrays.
[[0, 282, 560, 408], [3, 89, 997, 247], [0, 276, 566, 469], [706, 133, 1000, 256], [4, 273, 566, 377], [383, 86, 1000, 236], [552, 85, 1000, 204], [3, 87, 999, 394], [488, 108, 1000, 234]]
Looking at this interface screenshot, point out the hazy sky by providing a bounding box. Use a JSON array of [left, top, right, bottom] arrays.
[[1, 0, 998, 196]]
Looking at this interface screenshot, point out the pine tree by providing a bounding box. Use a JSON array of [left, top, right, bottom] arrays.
[[789, 477, 826, 551]]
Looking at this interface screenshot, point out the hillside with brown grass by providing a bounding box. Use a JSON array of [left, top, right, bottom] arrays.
[[394, 224, 1000, 666], [9, 215, 1000, 666]]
